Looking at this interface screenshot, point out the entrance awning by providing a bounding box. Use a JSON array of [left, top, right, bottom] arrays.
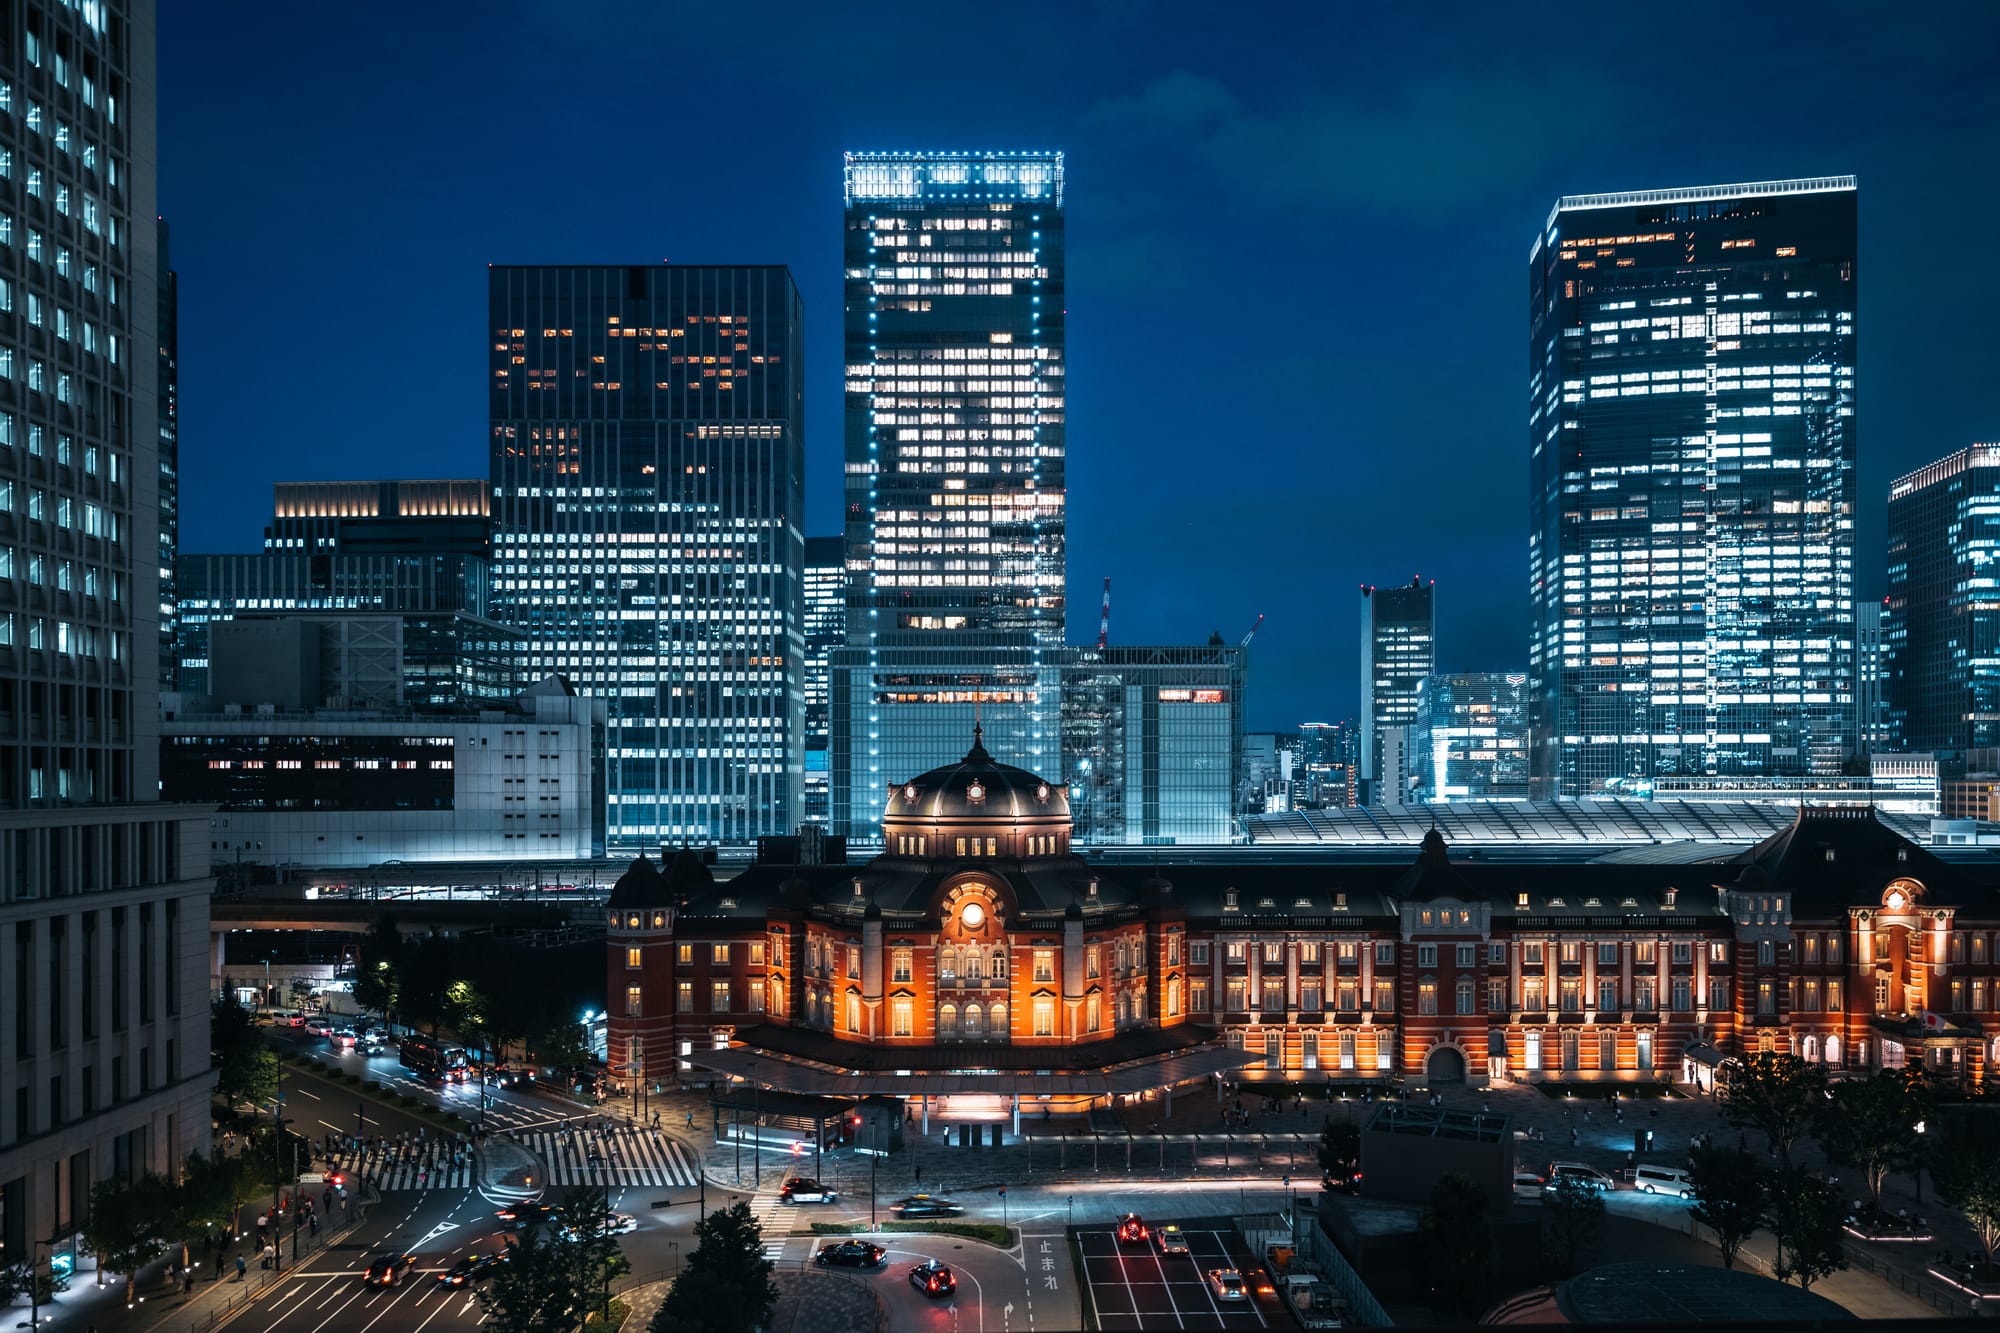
[[1681, 1041, 1731, 1069], [1869, 1014, 1983, 1042], [1487, 1030, 1509, 1057], [685, 1043, 1261, 1100]]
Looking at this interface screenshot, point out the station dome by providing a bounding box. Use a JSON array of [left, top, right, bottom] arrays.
[[884, 725, 1069, 824]]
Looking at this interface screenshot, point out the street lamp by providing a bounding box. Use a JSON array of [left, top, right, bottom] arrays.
[[27, 1232, 62, 1329]]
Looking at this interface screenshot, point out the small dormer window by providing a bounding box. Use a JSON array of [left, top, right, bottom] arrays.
[[627, 913, 640, 929], [652, 912, 666, 928], [1897, 847, 1908, 862], [1334, 892, 1348, 910], [1224, 888, 1239, 911], [1824, 849, 1835, 862], [1517, 892, 1530, 909]]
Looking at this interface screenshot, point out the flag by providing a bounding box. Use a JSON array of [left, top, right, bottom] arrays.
[[1920, 1010, 1946, 1034]]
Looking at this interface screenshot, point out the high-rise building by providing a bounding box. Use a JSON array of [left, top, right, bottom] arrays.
[[802, 535, 845, 825], [831, 152, 1066, 837], [488, 266, 805, 848], [1884, 445, 2000, 759], [1413, 672, 1531, 803], [1293, 720, 1358, 810], [1529, 178, 1858, 798], [0, 0, 218, 1265], [1359, 579, 1435, 804], [1855, 597, 1889, 755], [156, 218, 177, 692], [1061, 644, 1245, 844]]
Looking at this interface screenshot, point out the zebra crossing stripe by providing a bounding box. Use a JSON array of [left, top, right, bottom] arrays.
[[514, 1130, 703, 1190]]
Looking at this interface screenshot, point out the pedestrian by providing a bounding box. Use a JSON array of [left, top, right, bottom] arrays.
[[236, 1255, 247, 1281], [184, 1267, 196, 1294]]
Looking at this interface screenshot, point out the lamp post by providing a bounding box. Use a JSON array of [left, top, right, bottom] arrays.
[[27, 1233, 60, 1329], [751, 1059, 761, 1189], [272, 1074, 290, 1277]]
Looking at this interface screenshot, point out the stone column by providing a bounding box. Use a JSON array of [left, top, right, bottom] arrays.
[[1509, 939, 1522, 1008], [1620, 942, 1633, 1010]]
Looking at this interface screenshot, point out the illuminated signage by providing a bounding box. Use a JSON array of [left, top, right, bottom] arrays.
[[1157, 689, 1225, 703]]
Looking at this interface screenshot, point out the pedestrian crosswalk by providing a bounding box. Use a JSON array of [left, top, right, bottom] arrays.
[[510, 1127, 703, 1191], [326, 1140, 475, 1193], [746, 1191, 791, 1258]]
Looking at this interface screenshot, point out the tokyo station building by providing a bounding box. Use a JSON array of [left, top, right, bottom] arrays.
[[603, 730, 2000, 1122]]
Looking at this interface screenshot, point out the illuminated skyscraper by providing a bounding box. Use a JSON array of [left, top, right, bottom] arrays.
[[157, 218, 178, 692], [1359, 579, 1435, 804], [489, 265, 805, 847], [1528, 178, 1858, 798], [802, 535, 845, 825], [1884, 445, 2000, 758], [831, 151, 1066, 837], [1413, 672, 1531, 803]]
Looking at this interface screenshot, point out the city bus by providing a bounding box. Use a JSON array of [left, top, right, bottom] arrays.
[[400, 1035, 470, 1082]]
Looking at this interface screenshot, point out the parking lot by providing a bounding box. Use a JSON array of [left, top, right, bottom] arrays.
[[1076, 1223, 1273, 1332]]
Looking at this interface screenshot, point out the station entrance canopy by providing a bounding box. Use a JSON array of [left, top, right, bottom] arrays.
[[684, 1044, 1260, 1101]]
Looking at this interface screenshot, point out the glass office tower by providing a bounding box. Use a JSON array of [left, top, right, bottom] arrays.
[[1413, 672, 1531, 803], [1061, 644, 1245, 844], [1528, 178, 1858, 798], [488, 266, 805, 847], [832, 151, 1065, 837], [1884, 445, 2000, 758], [156, 217, 176, 691], [1359, 579, 1434, 804], [802, 534, 844, 825]]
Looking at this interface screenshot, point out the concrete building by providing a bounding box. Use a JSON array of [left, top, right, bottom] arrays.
[[0, 0, 219, 1267], [161, 676, 607, 868]]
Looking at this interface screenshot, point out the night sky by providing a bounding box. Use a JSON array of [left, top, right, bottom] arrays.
[[160, 3, 2000, 733]]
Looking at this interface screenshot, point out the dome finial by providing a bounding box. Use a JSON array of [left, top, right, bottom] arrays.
[[966, 718, 990, 763]]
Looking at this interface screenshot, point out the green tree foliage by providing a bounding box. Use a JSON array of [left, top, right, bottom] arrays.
[[1540, 1172, 1606, 1275], [83, 1174, 173, 1302], [652, 1202, 777, 1333], [1814, 1067, 1930, 1208], [1766, 1166, 1846, 1291], [1688, 1144, 1769, 1270], [1417, 1173, 1491, 1317], [352, 915, 405, 1026], [1720, 1052, 1828, 1164], [211, 997, 280, 1110], [475, 1227, 584, 1333], [1930, 1106, 2000, 1270]]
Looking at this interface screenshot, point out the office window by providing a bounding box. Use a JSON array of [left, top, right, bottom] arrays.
[[1489, 943, 1506, 965], [892, 998, 912, 1037], [1226, 941, 1247, 962], [1301, 981, 1321, 1012], [1672, 941, 1692, 965], [892, 949, 912, 983], [1302, 1031, 1318, 1070], [1634, 941, 1657, 965], [1488, 979, 1506, 1012], [1337, 940, 1358, 963], [624, 986, 642, 1018], [1190, 979, 1209, 1012], [1559, 979, 1580, 1012], [1456, 944, 1476, 967], [1827, 980, 1843, 1012], [1299, 942, 1319, 964], [1597, 942, 1619, 966], [1599, 979, 1618, 1012], [848, 996, 861, 1032], [1708, 978, 1729, 1011], [1634, 978, 1656, 1011], [1190, 942, 1209, 965], [1226, 979, 1248, 1011], [1523, 979, 1544, 1012], [1523, 942, 1544, 965], [1417, 944, 1438, 967], [1376, 942, 1395, 965], [1456, 979, 1475, 1014], [749, 942, 765, 966], [710, 943, 729, 966], [1374, 981, 1394, 1013], [676, 980, 693, 1013], [711, 982, 731, 1012], [1560, 941, 1580, 965], [1263, 942, 1282, 965], [1671, 978, 1692, 1011], [1709, 941, 1729, 964], [677, 943, 694, 965], [1033, 998, 1055, 1036], [748, 980, 766, 1014], [1033, 949, 1054, 982], [1262, 979, 1284, 1013], [625, 947, 642, 969], [1336, 979, 1359, 1011]]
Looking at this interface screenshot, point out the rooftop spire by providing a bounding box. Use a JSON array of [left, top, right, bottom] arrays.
[[967, 719, 990, 763]]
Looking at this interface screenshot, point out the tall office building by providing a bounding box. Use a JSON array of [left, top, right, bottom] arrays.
[[1413, 672, 1531, 803], [831, 151, 1065, 837], [1359, 579, 1434, 804], [1061, 643, 1245, 844], [1884, 445, 2000, 759], [489, 266, 805, 848], [156, 218, 176, 692], [1855, 597, 1888, 755], [0, 0, 217, 1267], [1293, 719, 1358, 809], [802, 535, 845, 825], [1528, 178, 1858, 798]]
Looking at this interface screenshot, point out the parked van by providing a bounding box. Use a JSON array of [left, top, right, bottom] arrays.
[[1543, 1161, 1619, 1193], [1633, 1164, 1694, 1198]]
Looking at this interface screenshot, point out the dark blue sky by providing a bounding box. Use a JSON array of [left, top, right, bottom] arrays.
[[160, 2, 2000, 733]]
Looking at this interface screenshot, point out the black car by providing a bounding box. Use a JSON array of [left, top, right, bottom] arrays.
[[909, 1261, 957, 1297], [435, 1253, 503, 1288], [815, 1240, 888, 1270], [890, 1194, 964, 1218], [496, 1201, 562, 1230], [780, 1177, 838, 1204], [363, 1252, 415, 1286]]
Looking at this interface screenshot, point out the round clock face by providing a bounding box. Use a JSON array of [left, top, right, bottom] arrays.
[[967, 782, 985, 803], [904, 784, 918, 804], [1886, 890, 1906, 911], [961, 902, 985, 930], [1037, 783, 1050, 802]]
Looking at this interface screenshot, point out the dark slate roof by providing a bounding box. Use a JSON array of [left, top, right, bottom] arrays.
[[730, 1021, 1216, 1073], [1391, 827, 1472, 902], [606, 848, 715, 911], [1553, 1262, 1852, 1324], [883, 725, 1068, 823], [1722, 805, 1992, 910]]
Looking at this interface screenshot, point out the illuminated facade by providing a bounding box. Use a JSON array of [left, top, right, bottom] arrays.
[[156, 218, 176, 691], [1360, 580, 1434, 804], [1855, 598, 1888, 754], [488, 265, 805, 848], [1884, 445, 2000, 759], [1294, 720, 1359, 809], [832, 151, 1065, 840], [1529, 178, 1858, 798], [803, 536, 845, 826], [606, 734, 2000, 1105], [1413, 672, 1530, 803]]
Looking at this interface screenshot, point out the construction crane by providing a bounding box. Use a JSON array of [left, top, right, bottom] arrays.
[[1098, 578, 1111, 650], [1240, 613, 1264, 647]]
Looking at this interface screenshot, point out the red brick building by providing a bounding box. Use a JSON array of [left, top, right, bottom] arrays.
[[605, 733, 2000, 1117]]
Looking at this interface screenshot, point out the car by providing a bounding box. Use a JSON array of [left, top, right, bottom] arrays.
[[1633, 1165, 1696, 1198], [560, 1211, 637, 1240], [330, 1028, 358, 1049], [1511, 1171, 1547, 1199], [496, 1201, 562, 1230], [815, 1240, 887, 1270], [890, 1195, 964, 1218], [1545, 1161, 1619, 1193], [1323, 1168, 1364, 1194], [273, 1011, 306, 1028], [435, 1253, 503, 1287], [1245, 1265, 1279, 1302], [1155, 1224, 1189, 1254], [481, 1062, 527, 1089], [363, 1252, 415, 1286], [1207, 1268, 1247, 1302], [781, 1178, 839, 1204], [358, 1039, 390, 1056], [304, 1018, 334, 1037], [908, 1261, 956, 1297], [1116, 1213, 1150, 1245]]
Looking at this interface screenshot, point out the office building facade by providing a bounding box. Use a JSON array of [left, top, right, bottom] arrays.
[[1885, 446, 2000, 761], [802, 535, 844, 826], [1414, 672, 1531, 803], [1529, 178, 1859, 798], [1855, 597, 1888, 754], [1293, 720, 1358, 810], [832, 151, 1065, 839], [488, 265, 805, 849], [1061, 644, 1245, 845], [0, 0, 218, 1269], [1360, 580, 1434, 804], [156, 218, 175, 692]]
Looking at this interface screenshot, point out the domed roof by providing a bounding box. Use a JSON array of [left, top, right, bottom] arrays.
[[883, 725, 1069, 824], [606, 847, 715, 910]]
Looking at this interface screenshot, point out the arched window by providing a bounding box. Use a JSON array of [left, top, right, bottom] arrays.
[[1826, 1034, 1842, 1067], [1802, 1035, 1820, 1062], [940, 1003, 958, 1032], [990, 1001, 1007, 1034], [965, 1003, 982, 1034], [940, 947, 958, 980], [992, 949, 1007, 980], [965, 952, 982, 982]]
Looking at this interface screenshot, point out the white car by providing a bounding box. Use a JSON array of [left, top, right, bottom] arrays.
[[1207, 1269, 1247, 1302], [1512, 1171, 1547, 1199], [303, 1018, 334, 1037], [329, 1028, 358, 1049]]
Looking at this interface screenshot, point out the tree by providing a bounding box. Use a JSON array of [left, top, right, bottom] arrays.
[[476, 1226, 586, 1333], [1540, 1173, 1606, 1275], [1688, 1144, 1768, 1270], [1318, 1117, 1360, 1186], [1930, 1106, 2000, 1272], [352, 915, 405, 1027], [212, 997, 280, 1110], [1417, 1174, 1491, 1317], [1766, 1166, 1845, 1292], [1814, 1067, 1929, 1209], [1720, 1053, 1827, 1164], [83, 1174, 173, 1303], [652, 1202, 777, 1333], [164, 1152, 240, 1273]]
